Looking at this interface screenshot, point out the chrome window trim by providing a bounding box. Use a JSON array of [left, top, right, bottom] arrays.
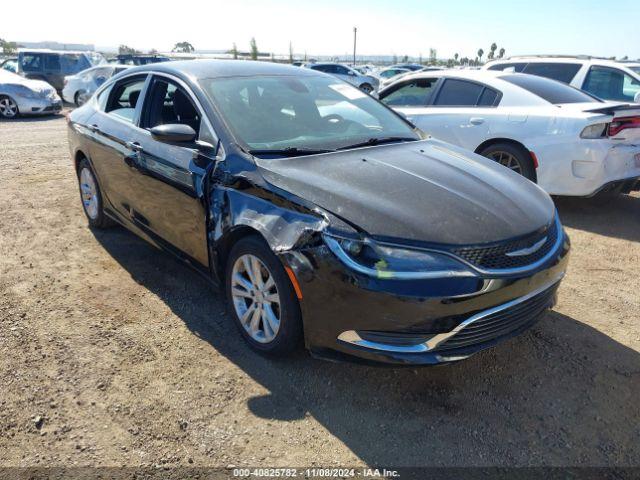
[[337, 272, 564, 354]]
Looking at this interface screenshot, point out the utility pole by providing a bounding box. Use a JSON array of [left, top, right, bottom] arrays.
[[353, 27, 357, 66]]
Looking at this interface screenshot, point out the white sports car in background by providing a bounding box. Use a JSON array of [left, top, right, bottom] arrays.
[[379, 70, 640, 197]]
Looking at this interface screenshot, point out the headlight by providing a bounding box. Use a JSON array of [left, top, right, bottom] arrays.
[[580, 123, 608, 139], [12, 85, 40, 99], [323, 234, 475, 279]]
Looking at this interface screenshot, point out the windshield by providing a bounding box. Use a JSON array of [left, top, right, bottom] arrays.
[[199, 75, 418, 153], [501, 74, 600, 104]]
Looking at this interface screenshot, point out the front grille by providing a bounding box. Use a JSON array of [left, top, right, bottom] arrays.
[[451, 220, 558, 270], [434, 284, 558, 352]]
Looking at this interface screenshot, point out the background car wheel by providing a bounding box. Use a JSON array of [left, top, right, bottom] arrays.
[[76, 158, 115, 228], [479, 142, 536, 181], [0, 95, 19, 119], [359, 83, 374, 94], [225, 236, 303, 355], [74, 91, 86, 107]]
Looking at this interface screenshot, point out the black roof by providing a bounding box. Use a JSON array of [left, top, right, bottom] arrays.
[[126, 59, 318, 79]]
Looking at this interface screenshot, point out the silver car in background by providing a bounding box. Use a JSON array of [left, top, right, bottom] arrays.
[[62, 64, 130, 106], [0, 70, 62, 119], [305, 62, 380, 94]]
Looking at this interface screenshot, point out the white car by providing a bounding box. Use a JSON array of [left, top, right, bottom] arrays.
[[62, 64, 130, 106], [379, 70, 640, 197], [373, 67, 411, 89], [483, 56, 640, 104], [304, 63, 379, 94]]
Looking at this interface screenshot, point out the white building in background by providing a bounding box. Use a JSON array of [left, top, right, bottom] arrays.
[[16, 41, 95, 51]]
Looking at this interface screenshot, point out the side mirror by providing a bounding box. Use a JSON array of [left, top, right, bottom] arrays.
[[150, 124, 196, 143], [634, 91, 640, 104]]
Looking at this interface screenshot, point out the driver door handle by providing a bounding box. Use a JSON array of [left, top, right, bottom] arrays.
[[470, 117, 485, 125], [126, 141, 143, 152], [88, 123, 100, 133]]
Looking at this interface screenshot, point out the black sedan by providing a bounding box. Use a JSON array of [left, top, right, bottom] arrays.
[[67, 60, 569, 365]]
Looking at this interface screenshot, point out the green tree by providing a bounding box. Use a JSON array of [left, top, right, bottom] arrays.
[[250, 37, 258, 60], [429, 48, 437, 64], [230, 43, 238, 60], [498, 48, 506, 59], [118, 45, 139, 55], [289, 41, 294, 63], [488, 43, 497, 60], [0, 39, 17, 55], [454, 52, 459, 64], [172, 42, 194, 53], [477, 48, 484, 63]]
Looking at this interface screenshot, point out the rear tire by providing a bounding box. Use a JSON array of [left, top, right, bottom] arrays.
[[76, 158, 115, 228], [479, 142, 536, 181], [74, 91, 86, 107], [359, 83, 374, 94], [225, 236, 303, 355]]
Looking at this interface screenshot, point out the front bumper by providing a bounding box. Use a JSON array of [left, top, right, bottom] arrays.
[[16, 94, 63, 116], [280, 231, 570, 366]]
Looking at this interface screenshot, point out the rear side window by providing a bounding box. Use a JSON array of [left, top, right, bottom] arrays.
[[522, 63, 581, 84], [44, 54, 61, 71], [434, 79, 500, 107], [502, 74, 598, 104], [60, 54, 86, 75], [583, 66, 640, 102], [487, 62, 526, 73], [105, 76, 147, 123], [380, 78, 438, 106]]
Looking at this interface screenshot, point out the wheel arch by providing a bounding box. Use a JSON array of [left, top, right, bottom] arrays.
[[474, 137, 538, 182], [213, 225, 266, 281]]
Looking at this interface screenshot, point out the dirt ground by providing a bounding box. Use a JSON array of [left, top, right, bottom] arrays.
[[1, 113, 639, 469]]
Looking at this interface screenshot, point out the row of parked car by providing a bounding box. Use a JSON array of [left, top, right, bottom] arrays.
[[0, 50, 174, 118]]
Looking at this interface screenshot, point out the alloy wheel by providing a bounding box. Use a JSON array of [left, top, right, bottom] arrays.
[[231, 254, 281, 343], [79, 168, 99, 220], [0, 97, 18, 118], [489, 150, 523, 175]]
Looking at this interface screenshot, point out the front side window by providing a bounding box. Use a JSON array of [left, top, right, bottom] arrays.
[[380, 78, 438, 106], [334, 65, 350, 75], [434, 79, 484, 106], [522, 63, 581, 83], [105, 76, 146, 123], [502, 74, 598, 104], [141, 77, 201, 134], [200, 75, 418, 153], [583, 66, 640, 102], [20, 54, 42, 72]]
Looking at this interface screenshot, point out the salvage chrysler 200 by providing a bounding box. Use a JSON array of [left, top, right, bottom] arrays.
[[67, 60, 569, 365]]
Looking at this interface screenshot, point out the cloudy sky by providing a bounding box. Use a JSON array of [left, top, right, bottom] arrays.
[[3, 0, 639, 59]]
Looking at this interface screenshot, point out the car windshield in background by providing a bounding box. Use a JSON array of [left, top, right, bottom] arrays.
[[501, 74, 600, 104], [629, 66, 640, 75], [200, 75, 418, 154]]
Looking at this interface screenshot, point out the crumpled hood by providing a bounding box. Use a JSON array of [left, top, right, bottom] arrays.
[[256, 139, 555, 246], [0, 70, 55, 95]]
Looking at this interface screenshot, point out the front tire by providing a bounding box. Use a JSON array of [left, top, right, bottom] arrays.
[[76, 158, 115, 228], [479, 142, 536, 181], [74, 91, 86, 107], [225, 236, 303, 355], [0, 95, 19, 119]]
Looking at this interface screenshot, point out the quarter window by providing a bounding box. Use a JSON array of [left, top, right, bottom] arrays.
[[434, 79, 486, 106], [380, 78, 437, 106], [522, 63, 581, 84], [583, 66, 640, 102]]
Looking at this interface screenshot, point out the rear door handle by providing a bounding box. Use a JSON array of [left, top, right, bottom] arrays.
[[88, 123, 100, 133], [125, 141, 143, 152], [470, 117, 485, 125]]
